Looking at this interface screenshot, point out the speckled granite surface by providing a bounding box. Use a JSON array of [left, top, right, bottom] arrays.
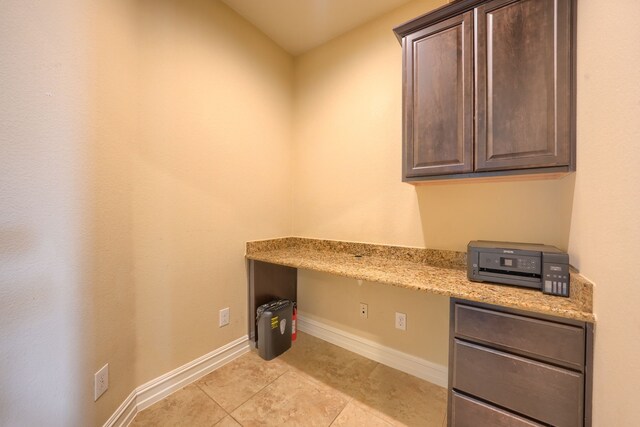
[[246, 237, 594, 322]]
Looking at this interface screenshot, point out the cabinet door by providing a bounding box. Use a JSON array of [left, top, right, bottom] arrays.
[[403, 12, 473, 178], [475, 0, 573, 171]]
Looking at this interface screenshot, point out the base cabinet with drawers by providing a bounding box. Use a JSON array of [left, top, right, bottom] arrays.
[[448, 299, 593, 427]]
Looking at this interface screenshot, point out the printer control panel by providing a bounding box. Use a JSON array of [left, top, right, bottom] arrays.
[[542, 262, 570, 297]]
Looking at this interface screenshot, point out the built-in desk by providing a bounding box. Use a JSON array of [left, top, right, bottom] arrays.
[[246, 237, 594, 331], [246, 237, 595, 426]]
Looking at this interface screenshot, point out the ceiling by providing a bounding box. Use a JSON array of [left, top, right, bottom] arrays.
[[220, 0, 415, 55]]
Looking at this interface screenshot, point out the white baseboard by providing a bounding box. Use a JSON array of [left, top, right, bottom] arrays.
[[297, 315, 448, 388], [104, 335, 250, 427], [106, 389, 137, 427]]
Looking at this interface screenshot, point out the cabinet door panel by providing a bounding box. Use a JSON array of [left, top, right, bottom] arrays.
[[403, 12, 473, 178], [475, 0, 572, 171]]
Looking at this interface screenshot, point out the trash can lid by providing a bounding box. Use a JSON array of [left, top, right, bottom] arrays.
[[256, 299, 291, 322]]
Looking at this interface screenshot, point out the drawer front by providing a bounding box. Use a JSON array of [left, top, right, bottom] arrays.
[[453, 340, 584, 427], [455, 303, 585, 370], [451, 392, 543, 427]]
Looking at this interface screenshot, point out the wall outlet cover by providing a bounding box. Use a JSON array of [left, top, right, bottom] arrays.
[[94, 363, 109, 401], [219, 307, 230, 327], [395, 312, 407, 331], [359, 303, 368, 319]]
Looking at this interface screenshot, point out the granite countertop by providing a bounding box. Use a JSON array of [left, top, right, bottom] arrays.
[[246, 237, 594, 322]]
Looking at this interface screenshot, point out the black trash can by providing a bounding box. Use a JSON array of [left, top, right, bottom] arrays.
[[256, 300, 293, 361]]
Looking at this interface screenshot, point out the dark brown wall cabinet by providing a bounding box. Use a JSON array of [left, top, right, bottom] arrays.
[[448, 299, 593, 427], [394, 0, 576, 182]]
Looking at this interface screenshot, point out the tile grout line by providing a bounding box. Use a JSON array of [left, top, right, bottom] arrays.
[[327, 400, 350, 427], [225, 360, 294, 417], [240, 366, 291, 407], [194, 358, 292, 425], [228, 412, 245, 426], [194, 345, 305, 415], [313, 356, 384, 427], [193, 382, 233, 423], [332, 361, 391, 427]]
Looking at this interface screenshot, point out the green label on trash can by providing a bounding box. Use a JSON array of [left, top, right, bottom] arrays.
[[271, 316, 278, 329]]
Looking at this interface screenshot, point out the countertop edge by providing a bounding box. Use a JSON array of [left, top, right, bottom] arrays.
[[245, 238, 595, 323]]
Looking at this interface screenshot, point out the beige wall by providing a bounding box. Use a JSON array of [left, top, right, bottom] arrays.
[[88, 0, 141, 422], [3, 0, 639, 424], [569, 0, 640, 424], [1, 1, 98, 425], [131, 0, 293, 387], [298, 271, 450, 366], [292, 0, 576, 366], [1, 0, 293, 425]]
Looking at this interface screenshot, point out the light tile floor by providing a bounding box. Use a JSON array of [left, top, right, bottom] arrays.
[[131, 332, 448, 427]]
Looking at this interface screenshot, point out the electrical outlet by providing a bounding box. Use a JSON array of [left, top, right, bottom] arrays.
[[94, 363, 109, 401], [359, 303, 368, 319], [219, 307, 230, 327], [395, 312, 407, 331]]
